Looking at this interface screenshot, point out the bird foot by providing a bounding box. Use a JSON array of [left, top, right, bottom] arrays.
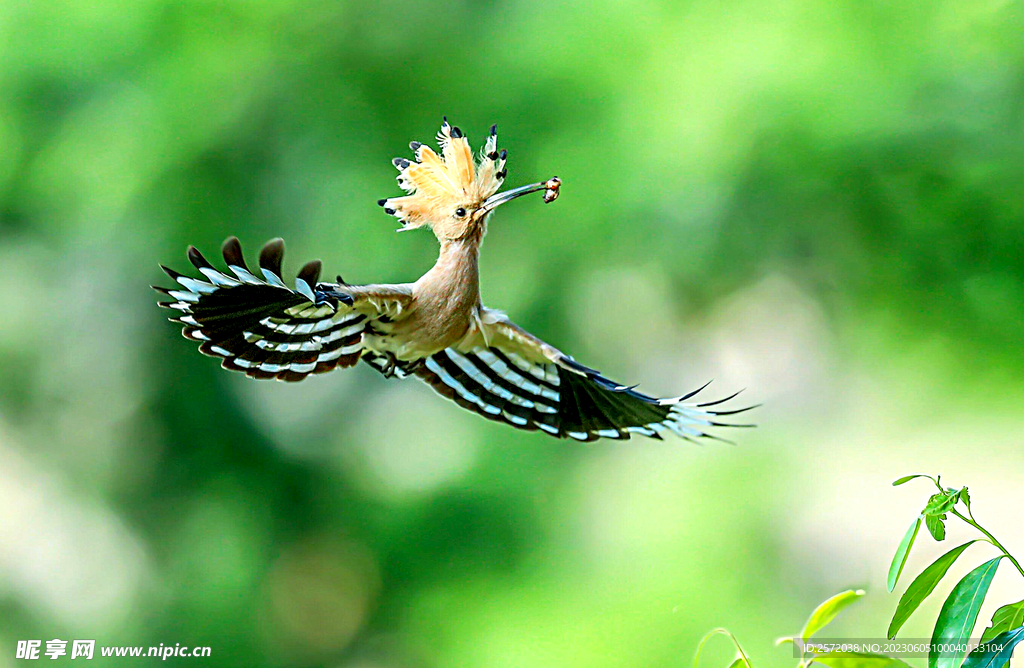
[[381, 352, 398, 378]]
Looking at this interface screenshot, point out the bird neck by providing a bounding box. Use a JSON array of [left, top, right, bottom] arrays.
[[420, 233, 482, 307]]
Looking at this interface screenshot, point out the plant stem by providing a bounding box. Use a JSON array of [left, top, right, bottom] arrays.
[[952, 508, 1024, 578], [693, 628, 752, 668]]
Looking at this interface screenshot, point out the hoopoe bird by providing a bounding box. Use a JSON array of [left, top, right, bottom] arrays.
[[155, 119, 754, 442]]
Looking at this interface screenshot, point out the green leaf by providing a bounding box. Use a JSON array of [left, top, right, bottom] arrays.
[[694, 629, 751, 668], [889, 518, 922, 592], [980, 600, 1024, 644], [894, 475, 934, 487], [924, 493, 957, 517], [961, 626, 1024, 668], [888, 541, 978, 639], [811, 652, 914, 668], [926, 514, 947, 541], [801, 590, 866, 641], [929, 557, 1003, 668], [958, 488, 971, 510]]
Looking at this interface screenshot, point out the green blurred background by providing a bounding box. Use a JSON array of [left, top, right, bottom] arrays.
[[1, 0, 1022, 665]]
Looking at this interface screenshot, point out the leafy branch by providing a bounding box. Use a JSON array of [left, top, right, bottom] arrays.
[[694, 477, 1023, 668], [888, 475, 1024, 668], [890, 474, 1024, 579]]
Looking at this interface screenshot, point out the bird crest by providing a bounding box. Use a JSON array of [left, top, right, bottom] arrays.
[[378, 118, 509, 239]]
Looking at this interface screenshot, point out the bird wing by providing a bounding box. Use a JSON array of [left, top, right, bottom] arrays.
[[412, 315, 755, 442], [154, 237, 412, 382]]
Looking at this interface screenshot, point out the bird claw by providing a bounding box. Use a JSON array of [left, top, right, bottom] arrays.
[[381, 352, 398, 378]]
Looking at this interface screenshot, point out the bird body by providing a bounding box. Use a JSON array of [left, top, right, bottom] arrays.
[[155, 119, 753, 442]]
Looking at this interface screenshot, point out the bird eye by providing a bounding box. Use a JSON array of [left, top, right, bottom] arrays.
[[455, 207, 467, 217]]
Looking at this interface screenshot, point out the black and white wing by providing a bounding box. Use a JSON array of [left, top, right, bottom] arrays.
[[413, 318, 755, 442], [153, 237, 409, 382]]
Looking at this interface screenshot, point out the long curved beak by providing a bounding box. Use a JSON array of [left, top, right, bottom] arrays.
[[479, 177, 561, 214]]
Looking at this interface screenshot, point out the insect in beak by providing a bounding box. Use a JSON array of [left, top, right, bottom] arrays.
[[479, 177, 561, 214]]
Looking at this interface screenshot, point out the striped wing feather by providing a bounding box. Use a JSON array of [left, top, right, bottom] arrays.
[[155, 239, 753, 440], [154, 237, 367, 381], [416, 339, 755, 442]]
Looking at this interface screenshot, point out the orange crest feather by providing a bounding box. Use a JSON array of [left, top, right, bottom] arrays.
[[378, 119, 508, 238]]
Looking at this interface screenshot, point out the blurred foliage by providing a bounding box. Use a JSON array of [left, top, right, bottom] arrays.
[[1, 0, 1023, 666]]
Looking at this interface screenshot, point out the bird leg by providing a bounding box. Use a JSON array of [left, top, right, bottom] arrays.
[[380, 352, 398, 378]]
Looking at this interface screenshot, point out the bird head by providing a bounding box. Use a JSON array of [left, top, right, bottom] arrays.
[[378, 119, 560, 241]]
